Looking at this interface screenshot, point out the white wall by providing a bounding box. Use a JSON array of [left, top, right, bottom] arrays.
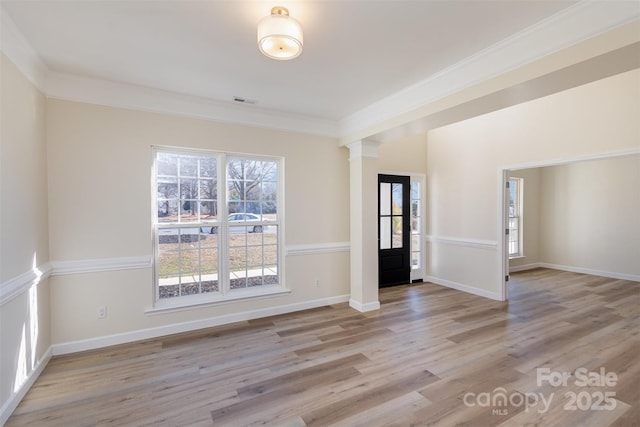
[[45, 99, 351, 348], [427, 69, 640, 299], [539, 156, 640, 278], [0, 53, 51, 423]]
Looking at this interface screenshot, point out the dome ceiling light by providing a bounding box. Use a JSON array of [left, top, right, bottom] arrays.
[[257, 6, 303, 60]]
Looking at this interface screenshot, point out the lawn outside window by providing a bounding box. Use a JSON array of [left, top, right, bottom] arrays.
[[152, 147, 284, 309]]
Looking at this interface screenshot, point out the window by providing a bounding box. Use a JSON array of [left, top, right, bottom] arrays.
[[508, 177, 523, 258], [153, 149, 282, 306], [410, 180, 421, 270]]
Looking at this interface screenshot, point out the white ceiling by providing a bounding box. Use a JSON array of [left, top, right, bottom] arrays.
[[2, 0, 581, 122]]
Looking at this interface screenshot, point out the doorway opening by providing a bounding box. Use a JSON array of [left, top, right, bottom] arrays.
[[499, 151, 640, 301]]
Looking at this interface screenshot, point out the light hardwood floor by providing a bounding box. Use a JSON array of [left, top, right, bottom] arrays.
[[7, 268, 639, 426]]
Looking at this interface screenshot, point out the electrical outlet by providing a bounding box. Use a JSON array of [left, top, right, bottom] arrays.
[[315, 278, 320, 288], [97, 306, 107, 319]]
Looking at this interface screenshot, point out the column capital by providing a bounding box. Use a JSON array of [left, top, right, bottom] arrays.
[[346, 139, 381, 160]]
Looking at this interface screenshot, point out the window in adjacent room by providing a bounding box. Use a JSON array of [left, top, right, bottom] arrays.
[[508, 177, 523, 258], [152, 148, 283, 307]]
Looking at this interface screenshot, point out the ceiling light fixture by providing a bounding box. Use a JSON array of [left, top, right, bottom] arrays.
[[257, 6, 303, 60]]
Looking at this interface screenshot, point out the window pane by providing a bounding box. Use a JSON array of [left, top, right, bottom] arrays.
[[180, 200, 199, 222], [157, 153, 177, 176], [158, 250, 179, 275], [179, 250, 199, 274], [199, 180, 216, 199], [199, 157, 217, 178], [412, 251, 420, 268], [411, 181, 420, 200], [201, 280, 219, 294], [179, 156, 198, 177], [228, 202, 246, 215], [264, 245, 278, 265], [200, 201, 217, 221], [228, 179, 242, 201], [392, 183, 403, 214], [158, 275, 180, 299], [380, 183, 391, 216], [412, 234, 420, 253], [201, 247, 218, 274], [157, 200, 178, 222], [264, 266, 278, 285], [263, 181, 277, 216], [247, 245, 263, 268], [229, 246, 247, 271], [158, 177, 178, 197], [380, 217, 391, 249], [392, 217, 403, 248]]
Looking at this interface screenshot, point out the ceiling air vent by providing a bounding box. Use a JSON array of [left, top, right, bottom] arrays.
[[233, 96, 257, 105]]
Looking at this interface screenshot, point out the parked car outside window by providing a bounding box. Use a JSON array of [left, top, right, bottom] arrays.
[[200, 213, 263, 234]]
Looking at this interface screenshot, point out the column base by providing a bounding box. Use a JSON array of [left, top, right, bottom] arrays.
[[349, 299, 381, 312]]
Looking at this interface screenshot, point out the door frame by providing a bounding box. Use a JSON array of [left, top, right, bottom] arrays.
[[379, 170, 426, 283], [378, 174, 411, 287]]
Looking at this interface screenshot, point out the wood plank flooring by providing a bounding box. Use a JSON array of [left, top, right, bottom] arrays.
[[7, 268, 639, 426]]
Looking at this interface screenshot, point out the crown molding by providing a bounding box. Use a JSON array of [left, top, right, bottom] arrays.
[[0, 5, 338, 139], [44, 71, 340, 138], [0, 6, 48, 91], [339, 1, 640, 141], [346, 140, 381, 160], [2, 2, 638, 142]]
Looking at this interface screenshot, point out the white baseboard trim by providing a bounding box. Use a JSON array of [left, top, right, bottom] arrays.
[[509, 263, 542, 273], [349, 299, 381, 312], [425, 275, 503, 301], [51, 294, 350, 355], [508, 262, 640, 282], [0, 346, 52, 426], [536, 263, 640, 282]]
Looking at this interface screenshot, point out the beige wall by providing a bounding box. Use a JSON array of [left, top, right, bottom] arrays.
[[377, 132, 428, 174], [539, 156, 640, 277], [0, 53, 51, 417], [46, 99, 351, 345], [427, 69, 640, 297], [509, 157, 640, 278]]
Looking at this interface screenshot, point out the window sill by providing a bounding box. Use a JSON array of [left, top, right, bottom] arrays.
[[509, 255, 526, 260], [145, 285, 291, 315]]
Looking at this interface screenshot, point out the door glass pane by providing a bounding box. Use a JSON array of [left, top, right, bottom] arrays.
[[380, 183, 391, 215], [392, 217, 403, 248], [392, 183, 403, 214], [380, 217, 391, 249]]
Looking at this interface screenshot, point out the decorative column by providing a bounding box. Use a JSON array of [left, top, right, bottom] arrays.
[[346, 140, 381, 312]]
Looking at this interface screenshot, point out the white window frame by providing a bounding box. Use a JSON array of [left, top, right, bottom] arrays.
[[508, 177, 524, 259], [150, 147, 287, 312], [410, 175, 425, 282]]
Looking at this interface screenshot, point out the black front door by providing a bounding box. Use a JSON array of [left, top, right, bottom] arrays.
[[378, 174, 411, 287]]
